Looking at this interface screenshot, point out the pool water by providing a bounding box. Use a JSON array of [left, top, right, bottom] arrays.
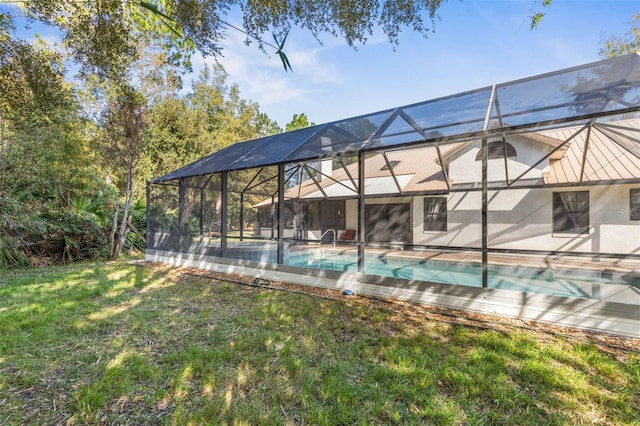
[[287, 251, 615, 300]]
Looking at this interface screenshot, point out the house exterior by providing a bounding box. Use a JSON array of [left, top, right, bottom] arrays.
[[147, 54, 640, 337], [255, 118, 640, 255]]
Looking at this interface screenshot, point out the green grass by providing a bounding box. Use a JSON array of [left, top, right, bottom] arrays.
[[1, 259, 639, 425]]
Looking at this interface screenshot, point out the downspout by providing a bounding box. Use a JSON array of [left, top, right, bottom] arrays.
[[277, 164, 285, 264], [178, 178, 186, 252]]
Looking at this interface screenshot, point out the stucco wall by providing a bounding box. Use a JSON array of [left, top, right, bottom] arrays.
[[411, 184, 640, 255], [448, 136, 551, 184]]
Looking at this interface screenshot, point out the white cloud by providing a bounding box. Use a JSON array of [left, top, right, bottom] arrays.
[[193, 28, 341, 99]]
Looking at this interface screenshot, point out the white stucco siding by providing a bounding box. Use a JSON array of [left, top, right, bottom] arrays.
[[345, 199, 358, 230], [590, 184, 640, 254], [414, 192, 483, 248], [487, 185, 640, 254], [449, 139, 551, 184], [412, 184, 640, 255]]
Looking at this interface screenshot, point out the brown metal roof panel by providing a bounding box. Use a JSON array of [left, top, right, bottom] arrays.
[[581, 135, 608, 181], [563, 140, 583, 183]]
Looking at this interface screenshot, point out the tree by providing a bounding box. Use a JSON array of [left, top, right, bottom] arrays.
[[19, 0, 191, 79], [285, 113, 316, 132], [529, 0, 553, 30], [600, 13, 640, 58], [100, 84, 148, 259], [1, 14, 118, 267], [139, 64, 280, 188], [20, 0, 447, 78], [140, 64, 282, 233], [0, 16, 75, 194]]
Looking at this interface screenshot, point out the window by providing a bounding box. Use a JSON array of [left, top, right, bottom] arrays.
[[631, 189, 640, 221], [553, 191, 589, 234], [424, 197, 447, 232], [475, 141, 517, 161]]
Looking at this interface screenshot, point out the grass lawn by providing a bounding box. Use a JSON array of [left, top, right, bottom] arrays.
[[1, 259, 639, 425]]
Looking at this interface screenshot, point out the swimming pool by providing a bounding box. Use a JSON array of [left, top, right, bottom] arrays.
[[287, 250, 633, 301]]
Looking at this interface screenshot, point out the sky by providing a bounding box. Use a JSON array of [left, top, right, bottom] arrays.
[[188, 0, 639, 128], [7, 0, 639, 129]]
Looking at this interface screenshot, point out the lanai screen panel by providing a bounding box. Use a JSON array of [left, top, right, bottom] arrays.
[[488, 54, 640, 129], [227, 126, 321, 171], [155, 136, 273, 182], [363, 89, 494, 150], [153, 54, 640, 183], [285, 111, 393, 162]]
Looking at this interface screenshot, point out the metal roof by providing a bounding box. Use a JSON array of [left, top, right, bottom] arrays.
[[154, 53, 640, 183], [270, 117, 640, 201]]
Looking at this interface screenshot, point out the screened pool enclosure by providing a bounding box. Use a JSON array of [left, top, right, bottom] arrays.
[[147, 54, 640, 337]]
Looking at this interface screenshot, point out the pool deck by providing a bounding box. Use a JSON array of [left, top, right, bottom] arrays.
[[290, 243, 640, 275]]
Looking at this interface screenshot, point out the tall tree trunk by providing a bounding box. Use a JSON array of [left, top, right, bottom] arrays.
[[0, 112, 6, 193], [109, 201, 120, 259], [113, 160, 134, 259]]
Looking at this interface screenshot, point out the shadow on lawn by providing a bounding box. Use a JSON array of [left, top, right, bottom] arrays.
[[2, 262, 638, 424], [76, 272, 640, 424]]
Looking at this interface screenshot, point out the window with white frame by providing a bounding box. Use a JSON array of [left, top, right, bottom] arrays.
[[631, 189, 640, 221], [553, 191, 589, 234], [424, 197, 447, 232]]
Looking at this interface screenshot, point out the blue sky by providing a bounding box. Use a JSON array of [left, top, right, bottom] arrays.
[[7, 0, 639, 129], [191, 0, 639, 128]]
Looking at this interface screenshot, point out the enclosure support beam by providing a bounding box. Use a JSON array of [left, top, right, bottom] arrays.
[[304, 164, 328, 199], [435, 144, 450, 192], [220, 172, 228, 257], [239, 192, 245, 241], [357, 151, 365, 273], [305, 163, 357, 194], [579, 123, 593, 183], [481, 85, 496, 289], [382, 151, 403, 194], [595, 123, 640, 161], [481, 135, 489, 288], [277, 164, 285, 264], [178, 178, 187, 252], [338, 156, 359, 192], [501, 133, 510, 185], [200, 186, 205, 236]]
